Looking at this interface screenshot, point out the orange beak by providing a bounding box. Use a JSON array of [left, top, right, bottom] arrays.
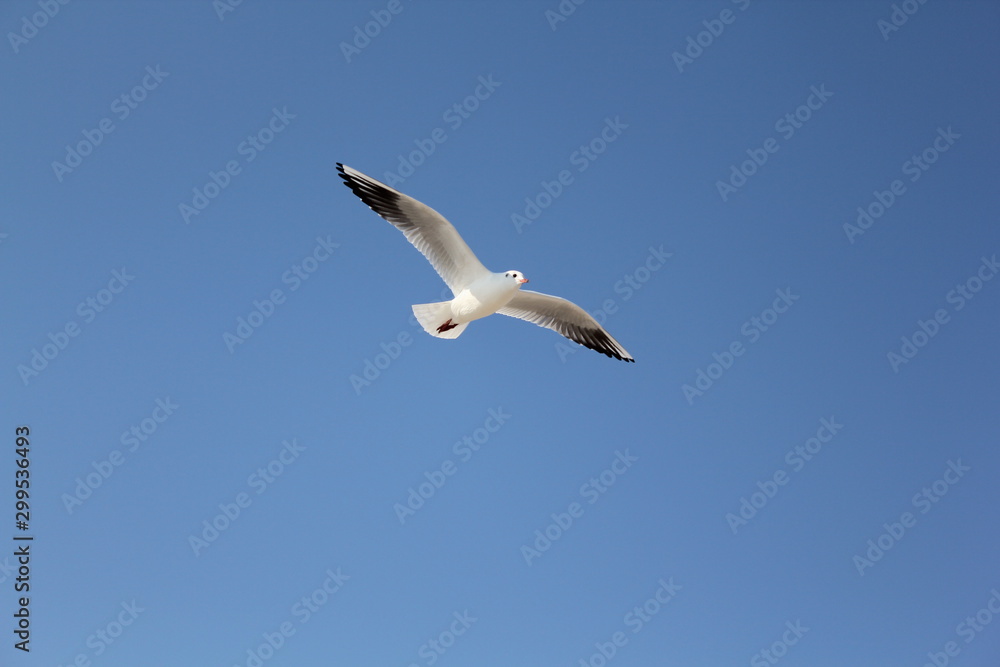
[[519, 278, 529, 284]]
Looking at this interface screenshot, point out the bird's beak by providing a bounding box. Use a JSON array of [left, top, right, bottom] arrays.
[[519, 278, 529, 284]]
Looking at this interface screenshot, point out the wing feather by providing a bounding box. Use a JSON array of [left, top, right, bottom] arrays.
[[336, 163, 490, 294], [498, 290, 634, 362]]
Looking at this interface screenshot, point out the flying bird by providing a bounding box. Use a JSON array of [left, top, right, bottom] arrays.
[[336, 163, 634, 362]]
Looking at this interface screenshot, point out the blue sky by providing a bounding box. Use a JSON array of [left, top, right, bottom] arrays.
[[2, 0, 999, 665]]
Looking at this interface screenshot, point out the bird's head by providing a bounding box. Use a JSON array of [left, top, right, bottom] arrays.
[[504, 270, 529, 286]]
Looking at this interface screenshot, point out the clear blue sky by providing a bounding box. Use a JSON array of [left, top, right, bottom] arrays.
[[3, 1, 999, 665]]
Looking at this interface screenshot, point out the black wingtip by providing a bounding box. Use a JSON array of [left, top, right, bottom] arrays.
[[585, 328, 634, 363], [578, 338, 634, 363]]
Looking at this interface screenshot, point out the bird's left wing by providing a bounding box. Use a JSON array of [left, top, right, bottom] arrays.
[[498, 290, 634, 362], [337, 163, 491, 295]]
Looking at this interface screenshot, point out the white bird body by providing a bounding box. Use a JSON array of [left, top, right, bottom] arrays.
[[337, 163, 635, 362], [411, 271, 526, 339], [451, 273, 522, 322]]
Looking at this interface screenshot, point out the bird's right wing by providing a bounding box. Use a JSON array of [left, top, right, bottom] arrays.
[[337, 163, 491, 295], [498, 290, 634, 362]]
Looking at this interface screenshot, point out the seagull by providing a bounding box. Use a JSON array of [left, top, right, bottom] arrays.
[[336, 163, 634, 362]]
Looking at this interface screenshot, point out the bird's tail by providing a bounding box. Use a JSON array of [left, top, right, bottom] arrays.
[[412, 301, 468, 339]]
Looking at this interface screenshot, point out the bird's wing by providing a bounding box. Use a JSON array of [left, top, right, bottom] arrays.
[[337, 163, 491, 294], [498, 290, 634, 362]]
